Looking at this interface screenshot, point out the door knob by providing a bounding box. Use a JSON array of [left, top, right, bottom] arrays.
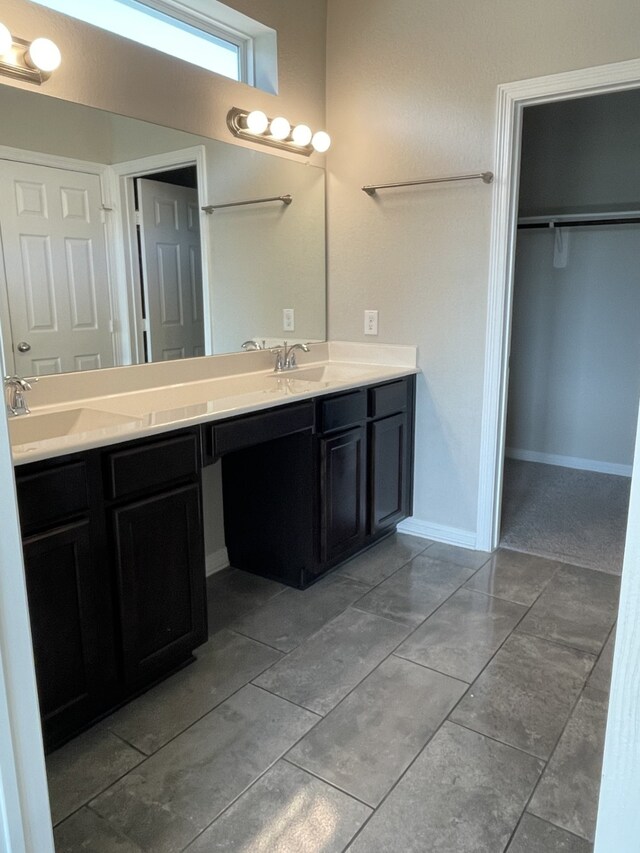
[[16, 341, 31, 352]]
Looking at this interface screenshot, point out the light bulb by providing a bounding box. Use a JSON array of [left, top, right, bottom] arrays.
[[292, 124, 312, 146], [311, 131, 331, 153], [269, 116, 291, 140], [245, 110, 268, 134], [0, 23, 12, 56], [25, 37, 61, 73]]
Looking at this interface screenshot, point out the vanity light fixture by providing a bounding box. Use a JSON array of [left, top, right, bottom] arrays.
[[227, 107, 331, 156], [0, 23, 61, 84]]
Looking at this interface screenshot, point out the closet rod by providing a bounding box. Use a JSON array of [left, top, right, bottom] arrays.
[[202, 194, 292, 213], [362, 171, 493, 196], [518, 216, 640, 230]]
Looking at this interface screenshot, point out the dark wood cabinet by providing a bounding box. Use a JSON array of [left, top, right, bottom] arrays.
[[319, 425, 367, 563], [22, 519, 116, 748], [369, 412, 410, 533], [112, 483, 206, 686], [15, 427, 206, 751]]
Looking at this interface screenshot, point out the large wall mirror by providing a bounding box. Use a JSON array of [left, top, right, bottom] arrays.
[[0, 85, 326, 375]]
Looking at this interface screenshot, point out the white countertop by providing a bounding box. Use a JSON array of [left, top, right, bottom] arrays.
[[10, 342, 418, 465]]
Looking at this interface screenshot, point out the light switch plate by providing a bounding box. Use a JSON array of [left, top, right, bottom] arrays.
[[364, 309, 378, 335], [283, 308, 295, 331]]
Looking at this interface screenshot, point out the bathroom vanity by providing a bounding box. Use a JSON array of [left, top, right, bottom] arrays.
[[10, 344, 417, 749]]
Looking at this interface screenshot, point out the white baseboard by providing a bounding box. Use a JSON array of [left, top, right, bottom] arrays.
[[506, 447, 632, 478], [205, 547, 229, 577], [398, 517, 477, 549]]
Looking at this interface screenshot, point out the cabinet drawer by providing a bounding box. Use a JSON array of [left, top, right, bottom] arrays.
[[16, 460, 89, 533], [368, 379, 409, 419], [106, 431, 199, 500], [319, 390, 367, 433], [211, 401, 314, 457]]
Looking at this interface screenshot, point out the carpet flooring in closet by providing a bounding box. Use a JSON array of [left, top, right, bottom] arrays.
[[500, 459, 631, 575]]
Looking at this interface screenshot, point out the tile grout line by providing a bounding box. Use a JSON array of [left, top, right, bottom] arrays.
[[280, 757, 376, 810], [514, 627, 603, 658]]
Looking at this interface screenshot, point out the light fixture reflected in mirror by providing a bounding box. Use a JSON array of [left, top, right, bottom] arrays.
[[227, 107, 331, 156], [0, 22, 61, 83]]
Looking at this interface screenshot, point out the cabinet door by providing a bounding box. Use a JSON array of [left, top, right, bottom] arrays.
[[23, 519, 113, 748], [370, 412, 409, 533], [112, 483, 207, 686], [319, 425, 367, 564]]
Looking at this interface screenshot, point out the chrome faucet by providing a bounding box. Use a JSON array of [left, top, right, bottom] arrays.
[[271, 341, 310, 372], [4, 375, 35, 416], [241, 339, 263, 351]]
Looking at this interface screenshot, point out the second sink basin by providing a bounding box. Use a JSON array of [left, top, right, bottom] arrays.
[[282, 364, 380, 383], [9, 408, 141, 445]]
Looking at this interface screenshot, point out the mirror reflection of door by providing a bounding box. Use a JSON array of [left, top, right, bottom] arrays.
[[0, 159, 115, 375], [136, 172, 204, 362]]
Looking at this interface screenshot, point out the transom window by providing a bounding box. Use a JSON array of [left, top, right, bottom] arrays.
[[31, 0, 278, 90]]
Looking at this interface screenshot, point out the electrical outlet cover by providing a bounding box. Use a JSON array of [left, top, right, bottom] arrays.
[[364, 309, 378, 335], [283, 308, 295, 331]]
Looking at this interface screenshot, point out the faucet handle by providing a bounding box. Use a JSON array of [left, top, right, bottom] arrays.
[[270, 346, 284, 372]]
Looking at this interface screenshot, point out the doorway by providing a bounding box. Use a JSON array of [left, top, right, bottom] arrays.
[[498, 90, 640, 574], [111, 145, 211, 365], [132, 166, 205, 362]]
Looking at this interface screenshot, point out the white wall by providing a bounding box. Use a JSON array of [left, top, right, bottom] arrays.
[[326, 0, 640, 542], [507, 227, 640, 473]]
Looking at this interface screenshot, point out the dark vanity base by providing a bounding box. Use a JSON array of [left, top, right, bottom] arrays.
[[218, 375, 416, 589]]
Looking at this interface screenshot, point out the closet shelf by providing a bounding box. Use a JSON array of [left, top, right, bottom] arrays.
[[518, 208, 640, 228]]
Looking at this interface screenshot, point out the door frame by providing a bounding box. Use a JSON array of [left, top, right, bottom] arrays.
[[476, 57, 640, 552], [109, 146, 211, 363], [0, 146, 130, 375]]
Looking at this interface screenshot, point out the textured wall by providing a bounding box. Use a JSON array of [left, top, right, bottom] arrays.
[[325, 0, 640, 539]]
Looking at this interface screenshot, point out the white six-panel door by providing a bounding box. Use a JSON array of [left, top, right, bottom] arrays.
[[137, 178, 204, 361], [0, 160, 115, 375]]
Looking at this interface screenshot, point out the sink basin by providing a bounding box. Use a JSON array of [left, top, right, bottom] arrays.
[[9, 408, 140, 445], [280, 365, 378, 383]]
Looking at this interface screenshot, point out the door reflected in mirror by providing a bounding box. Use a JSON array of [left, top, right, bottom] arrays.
[[0, 85, 326, 375]]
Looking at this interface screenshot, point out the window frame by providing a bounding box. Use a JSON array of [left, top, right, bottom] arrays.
[[138, 0, 253, 84], [29, 0, 279, 90]]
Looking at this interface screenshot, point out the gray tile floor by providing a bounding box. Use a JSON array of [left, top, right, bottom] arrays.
[[50, 533, 618, 852]]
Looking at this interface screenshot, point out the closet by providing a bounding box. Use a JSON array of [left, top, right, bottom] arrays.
[[501, 89, 640, 574]]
